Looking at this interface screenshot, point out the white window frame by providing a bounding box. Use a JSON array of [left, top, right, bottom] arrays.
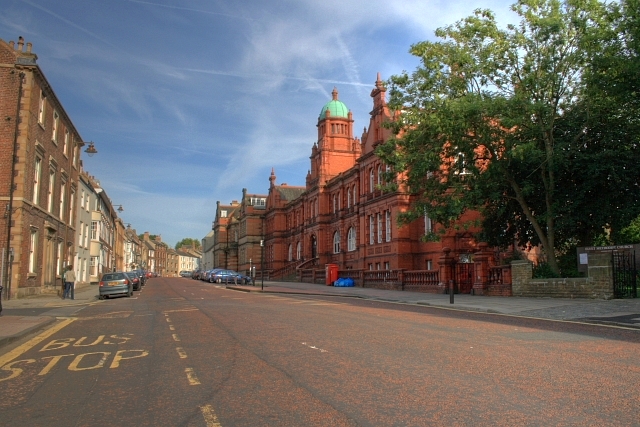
[[29, 229, 38, 273], [69, 189, 75, 225], [333, 231, 341, 254], [288, 244, 293, 262], [377, 213, 382, 243], [91, 221, 98, 240], [296, 241, 302, 260], [56, 241, 63, 275], [63, 129, 69, 157], [52, 111, 59, 143], [347, 227, 356, 252], [47, 168, 55, 213], [369, 168, 374, 192], [33, 157, 42, 204], [385, 210, 391, 242], [38, 91, 46, 124], [369, 215, 374, 245], [424, 211, 432, 234], [59, 180, 66, 220]]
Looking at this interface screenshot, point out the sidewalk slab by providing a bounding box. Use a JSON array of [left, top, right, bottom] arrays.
[[226, 281, 640, 325], [0, 315, 56, 348]]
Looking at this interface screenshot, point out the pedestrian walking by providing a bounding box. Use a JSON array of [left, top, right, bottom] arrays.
[[63, 265, 76, 300]]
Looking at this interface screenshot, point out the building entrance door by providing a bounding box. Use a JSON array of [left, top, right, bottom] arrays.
[[455, 262, 474, 294]]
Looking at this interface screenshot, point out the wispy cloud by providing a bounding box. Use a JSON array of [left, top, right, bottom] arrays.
[[4, 0, 515, 246], [124, 0, 254, 21]]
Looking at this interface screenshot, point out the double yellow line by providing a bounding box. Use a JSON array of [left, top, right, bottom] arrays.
[[0, 318, 76, 367]]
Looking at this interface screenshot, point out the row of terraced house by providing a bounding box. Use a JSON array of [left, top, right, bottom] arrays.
[[0, 36, 198, 298]]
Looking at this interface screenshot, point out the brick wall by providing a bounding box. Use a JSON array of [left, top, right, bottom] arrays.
[[511, 254, 614, 299]]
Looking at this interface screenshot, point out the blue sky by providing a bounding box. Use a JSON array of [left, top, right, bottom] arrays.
[[2, 0, 515, 247]]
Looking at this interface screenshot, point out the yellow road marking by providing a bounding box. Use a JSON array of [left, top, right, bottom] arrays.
[[200, 404, 222, 427], [185, 367, 200, 385], [0, 318, 76, 367], [169, 325, 175, 331], [176, 347, 187, 358], [163, 308, 198, 313], [172, 334, 180, 342]]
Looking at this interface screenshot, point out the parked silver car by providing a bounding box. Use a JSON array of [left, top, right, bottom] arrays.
[[99, 272, 134, 299]]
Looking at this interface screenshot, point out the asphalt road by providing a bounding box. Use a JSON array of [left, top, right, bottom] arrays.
[[1, 277, 639, 426]]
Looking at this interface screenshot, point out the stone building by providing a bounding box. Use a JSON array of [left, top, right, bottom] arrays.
[[262, 74, 484, 287], [0, 37, 85, 297], [141, 232, 167, 276], [211, 190, 267, 276]]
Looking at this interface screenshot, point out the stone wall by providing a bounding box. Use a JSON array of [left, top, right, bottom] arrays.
[[511, 253, 614, 299]]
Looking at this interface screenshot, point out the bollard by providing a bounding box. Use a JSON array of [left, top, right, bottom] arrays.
[[449, 280, 454, 304]]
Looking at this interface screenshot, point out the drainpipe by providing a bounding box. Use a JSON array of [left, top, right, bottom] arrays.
[[2, 71, 25, 307]]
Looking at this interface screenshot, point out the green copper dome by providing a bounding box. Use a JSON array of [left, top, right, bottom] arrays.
[[319, 88, 349, 119]]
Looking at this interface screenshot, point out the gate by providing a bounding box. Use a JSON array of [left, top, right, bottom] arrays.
[[612, 251, 638, 298], [455, 263, 474, 294]]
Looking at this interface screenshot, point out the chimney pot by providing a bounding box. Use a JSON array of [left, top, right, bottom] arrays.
[[26, 42, 32, 53], [9, 41, 14, 48], [17, 36, 24, 51]]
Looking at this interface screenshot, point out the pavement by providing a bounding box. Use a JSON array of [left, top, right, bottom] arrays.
[[0, 284, 101, 348], [2, 280, 639, 350]]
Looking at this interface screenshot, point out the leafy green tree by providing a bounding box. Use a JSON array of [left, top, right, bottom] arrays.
[[620, 215, 640, 244], [378, 0, 614, 275], [175, 238, 201, 250], [563, 0, 640, 245]]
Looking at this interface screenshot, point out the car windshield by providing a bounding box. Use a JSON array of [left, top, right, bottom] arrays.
[[102, 273, 125, 281]]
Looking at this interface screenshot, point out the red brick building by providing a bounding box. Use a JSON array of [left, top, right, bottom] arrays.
[[262, 74, 487, 291], [1, 37, 84, 297]]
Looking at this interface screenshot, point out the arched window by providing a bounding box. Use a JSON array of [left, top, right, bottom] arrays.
[[347, 187, 351, 208], [333, 194, 337, 213], [288, 244, 293, 261], [353, 184, 357, 204], [296, 241, 302, 260], [347, 227, 356, 251], [333, 231, 341, 254], [377, 165, 383, 185]]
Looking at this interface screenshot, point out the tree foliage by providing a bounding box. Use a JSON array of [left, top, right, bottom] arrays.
[[377, 0, 640, 275], [620, 214, 640, 244], [175, 238, 201, 250]]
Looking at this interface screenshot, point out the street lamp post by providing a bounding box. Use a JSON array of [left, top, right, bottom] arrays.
[[260, 239, 264, 291]]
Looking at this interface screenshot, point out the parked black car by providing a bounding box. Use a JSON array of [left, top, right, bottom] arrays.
[[127, 270, 143, 290]]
